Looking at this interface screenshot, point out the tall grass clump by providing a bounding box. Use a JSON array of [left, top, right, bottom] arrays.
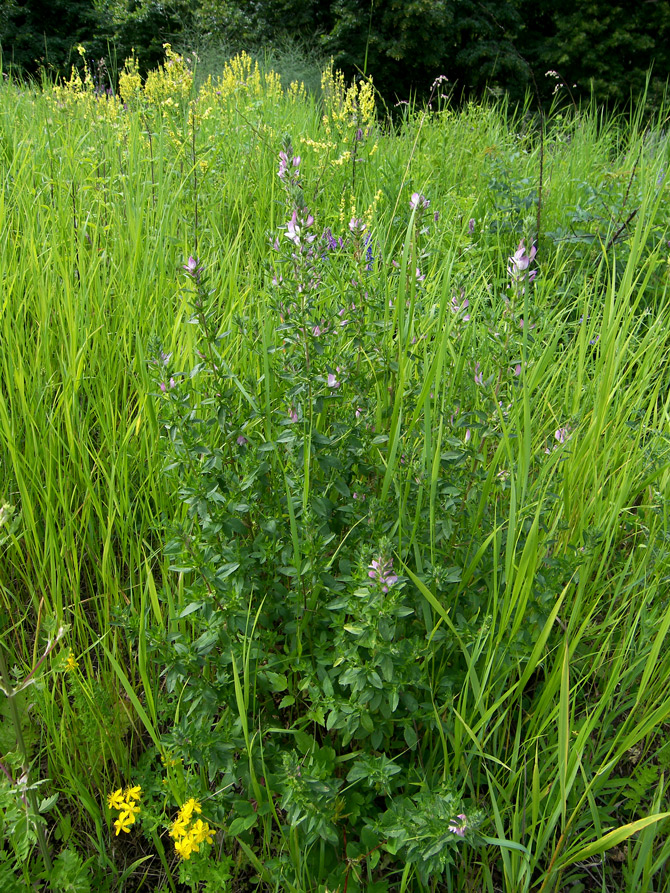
[[0, 44, 670, 892]]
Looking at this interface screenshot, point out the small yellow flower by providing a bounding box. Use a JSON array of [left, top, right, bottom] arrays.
[[124, 785, 142, 802], [122, 799, 141, 818], [169, 817, 188, 839], [65, 651, 79, 672], [113, 811, 134, 835], [174, 837, 193, 860], [180, 798, 202, 820], [190, 819, 214, 845], [107, 789, 125, 811]]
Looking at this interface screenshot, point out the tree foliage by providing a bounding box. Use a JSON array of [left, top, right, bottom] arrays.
[[0, 0, 101, 75], [0, 0, 668, 107]]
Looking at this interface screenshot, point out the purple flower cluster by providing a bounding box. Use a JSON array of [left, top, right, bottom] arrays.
[[450, 291, 470, 321], [285, 209, 316, 248], [364, 235, 375, 271], [508, 239, 537, 286], [448, 814, 468, 837], [544, 425, 572, 454], [323, 228, 343, 251], [409, 192, 430, 211], [278, 150, 301, 184], [368, 557, 399, 593], [182, 256, 203, 283]]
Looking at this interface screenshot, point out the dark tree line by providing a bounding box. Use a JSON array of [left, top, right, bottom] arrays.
[[1, 0, 669, 108]]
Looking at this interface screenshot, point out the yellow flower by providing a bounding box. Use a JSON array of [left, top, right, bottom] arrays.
[[190, 819, 214, 845], [180, 798, 202, 821], [174, 837, 193, 860], [65, 651, 79, 672], [169, 817, 188, 839], [124, 785, 142, 802], [107, 789, 125, 811], [122, 799, 141, 818], [113, 811, 134, 835]]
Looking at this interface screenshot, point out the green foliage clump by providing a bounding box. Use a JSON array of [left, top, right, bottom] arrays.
[[1, 45, 670, 892]]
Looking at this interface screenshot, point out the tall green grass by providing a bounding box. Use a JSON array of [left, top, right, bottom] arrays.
[[0, 50, 669, 891]]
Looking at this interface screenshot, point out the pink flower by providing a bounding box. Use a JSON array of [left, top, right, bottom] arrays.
[[448, 814, 468, 837], [450, 292, 470, 321], [508, 239, 537, 284], [368, 557, 398, 593], [474, 362, 484, 386], [237, 435, 247, 445], [182, 256, 202, 280], [286, 211, 301, 245], [409, 192, 430, 211], [327, 373, 340, 389], [289, 407, 298, 423], [278, 151, 300, 181], [555, 426, 570, 444]]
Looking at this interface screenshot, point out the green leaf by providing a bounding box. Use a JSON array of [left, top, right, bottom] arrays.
[[404, 725, 418, 749], [556, 813, 670, 868], [228, 813, 258, 835], [38, 794, 59, 814]]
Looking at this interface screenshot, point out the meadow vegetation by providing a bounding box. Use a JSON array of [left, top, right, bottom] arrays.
[[1, 46, 670, 892]]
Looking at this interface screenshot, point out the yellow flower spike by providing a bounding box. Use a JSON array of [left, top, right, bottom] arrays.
[[107, 789, 125, 811], [65, 651, 79, 672]]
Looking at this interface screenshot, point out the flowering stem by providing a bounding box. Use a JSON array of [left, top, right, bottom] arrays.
[[191, 103, 199, 255], [14, 627, 65, 695], [0, 645, 52, 872]]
